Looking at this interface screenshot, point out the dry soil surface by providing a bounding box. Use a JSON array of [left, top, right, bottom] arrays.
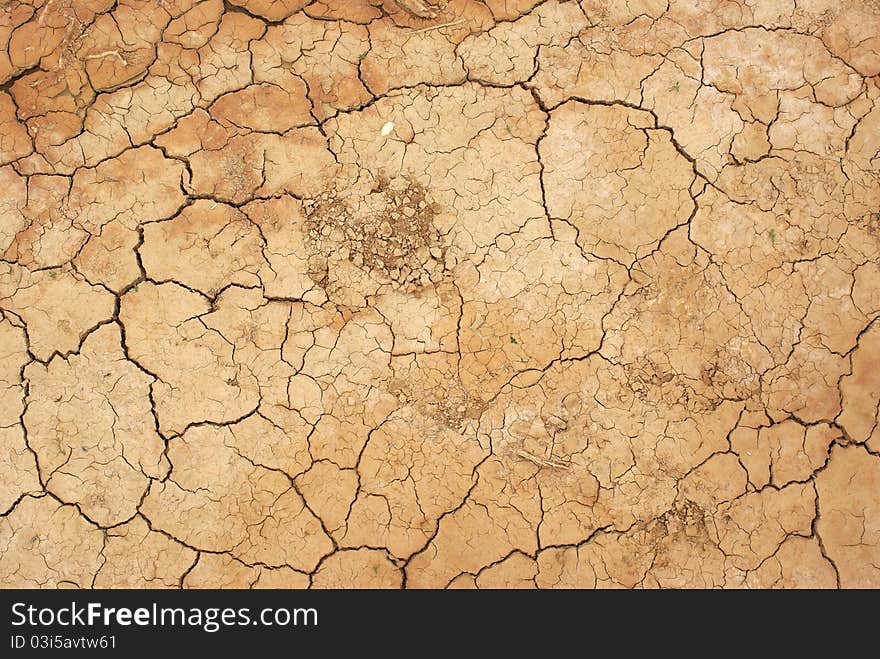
[[1, 0, 879, 589]]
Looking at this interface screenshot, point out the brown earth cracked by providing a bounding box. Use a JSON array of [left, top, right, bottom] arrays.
[[0, 0, 878, 589]]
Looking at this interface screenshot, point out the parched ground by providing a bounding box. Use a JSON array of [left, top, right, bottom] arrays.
[[0, 0, 878, 589]]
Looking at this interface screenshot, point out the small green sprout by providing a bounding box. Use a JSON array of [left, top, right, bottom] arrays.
[[48, 271, 56, 279], [769, 228, 776, 244], [132, 284, 139, 292], [669, 81, 680, 93], [509, 336, 518, 345]]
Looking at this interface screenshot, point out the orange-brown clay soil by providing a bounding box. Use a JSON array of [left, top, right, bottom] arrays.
[[1, 0, 879, 589]]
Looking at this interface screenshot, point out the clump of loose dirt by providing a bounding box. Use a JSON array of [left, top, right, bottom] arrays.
[[623, 352, 758, 412], [418, 389, 487, 431], [389, 378, 486, 431], [859, 212, 880, 236], [394, 0, 440, 19], [303, 174, 445, 288]]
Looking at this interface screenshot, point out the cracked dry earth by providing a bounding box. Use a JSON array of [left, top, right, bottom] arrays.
[[0, 0, 879, 591]]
